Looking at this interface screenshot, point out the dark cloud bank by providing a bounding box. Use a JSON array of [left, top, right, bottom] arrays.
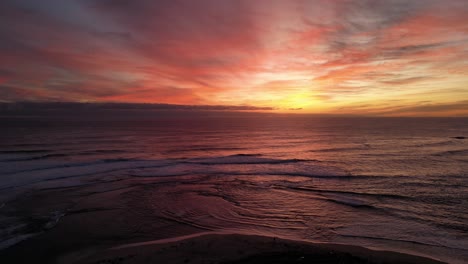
[[0, 102, 274, 118]]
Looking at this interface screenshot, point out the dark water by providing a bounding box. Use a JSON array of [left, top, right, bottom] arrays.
[[1, 114, 468, 263]]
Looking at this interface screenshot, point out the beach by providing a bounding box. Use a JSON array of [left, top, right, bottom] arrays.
[[63, 234, 446, 264], [33, 233, 449, 264]]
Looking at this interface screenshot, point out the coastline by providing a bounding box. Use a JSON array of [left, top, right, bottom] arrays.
[[58, 233, 446, 264]]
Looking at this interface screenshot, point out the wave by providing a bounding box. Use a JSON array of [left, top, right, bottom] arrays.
[[0, 155, 350, 194], [323, 196, 376, 209], [74, 139, 132, 145], [0, 158, 133, 176], [0, 159, 172, 191], [276, 188, 380, 209], [0, 143, 55, 148], [128, 164, 348, 178], [1, 149, 130, 162], [188, 154, 308, 165], [0, 210, 65, 250], [409, 140, 456, 148], [130, 155, 348, 178], [3, 153, 69, 162], [309, 146, 369, 152], [164, 147, 246, 154], [80, 149, 127, 155], [0, 149, 52, 154], [433, 149, 468, 156], [286, 186, 410, 200]]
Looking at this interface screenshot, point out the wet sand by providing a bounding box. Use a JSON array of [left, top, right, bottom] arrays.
[[59, 233, 446, 264]]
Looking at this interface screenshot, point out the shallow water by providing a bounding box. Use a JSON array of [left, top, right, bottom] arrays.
[[1, 114, 468, 263]]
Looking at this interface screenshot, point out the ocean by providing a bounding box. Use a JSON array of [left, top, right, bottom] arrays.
[[0, 114, 467, 263]]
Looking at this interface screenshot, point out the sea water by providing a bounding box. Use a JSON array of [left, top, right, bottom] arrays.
[[0, 114, 467, 263]]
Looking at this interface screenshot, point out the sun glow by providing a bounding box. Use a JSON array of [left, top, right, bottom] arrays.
[[276, 91, 318, 111]]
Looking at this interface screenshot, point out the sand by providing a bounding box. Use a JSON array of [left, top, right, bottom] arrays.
[[58, 233, 446, 264]]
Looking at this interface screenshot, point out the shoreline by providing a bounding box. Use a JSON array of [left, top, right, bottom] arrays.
[[58, 233, 447, 264]]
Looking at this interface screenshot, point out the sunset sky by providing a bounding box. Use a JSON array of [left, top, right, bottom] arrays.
[[1, 0, 468, 116]]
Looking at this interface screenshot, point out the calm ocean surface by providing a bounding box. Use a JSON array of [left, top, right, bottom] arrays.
[[1, 114, 467, 263]]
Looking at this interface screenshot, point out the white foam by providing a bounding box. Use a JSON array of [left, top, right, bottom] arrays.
[[0, 160, 171, 190], [131, 161, 347, 178], [0, 233, 39, 250], [0, 155, 347, 204]]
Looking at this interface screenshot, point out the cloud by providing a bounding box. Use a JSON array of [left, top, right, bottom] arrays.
[[84, 0, 265, 87], [379, 101, 468, 116], [0, 102, 274, 114], [0, 0, 467, 116], [380, 76, 434, 85], [333, 100, 468, 117]]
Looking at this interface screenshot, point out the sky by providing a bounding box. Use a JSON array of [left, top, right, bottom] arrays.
[[1, 0, 468, 116]]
